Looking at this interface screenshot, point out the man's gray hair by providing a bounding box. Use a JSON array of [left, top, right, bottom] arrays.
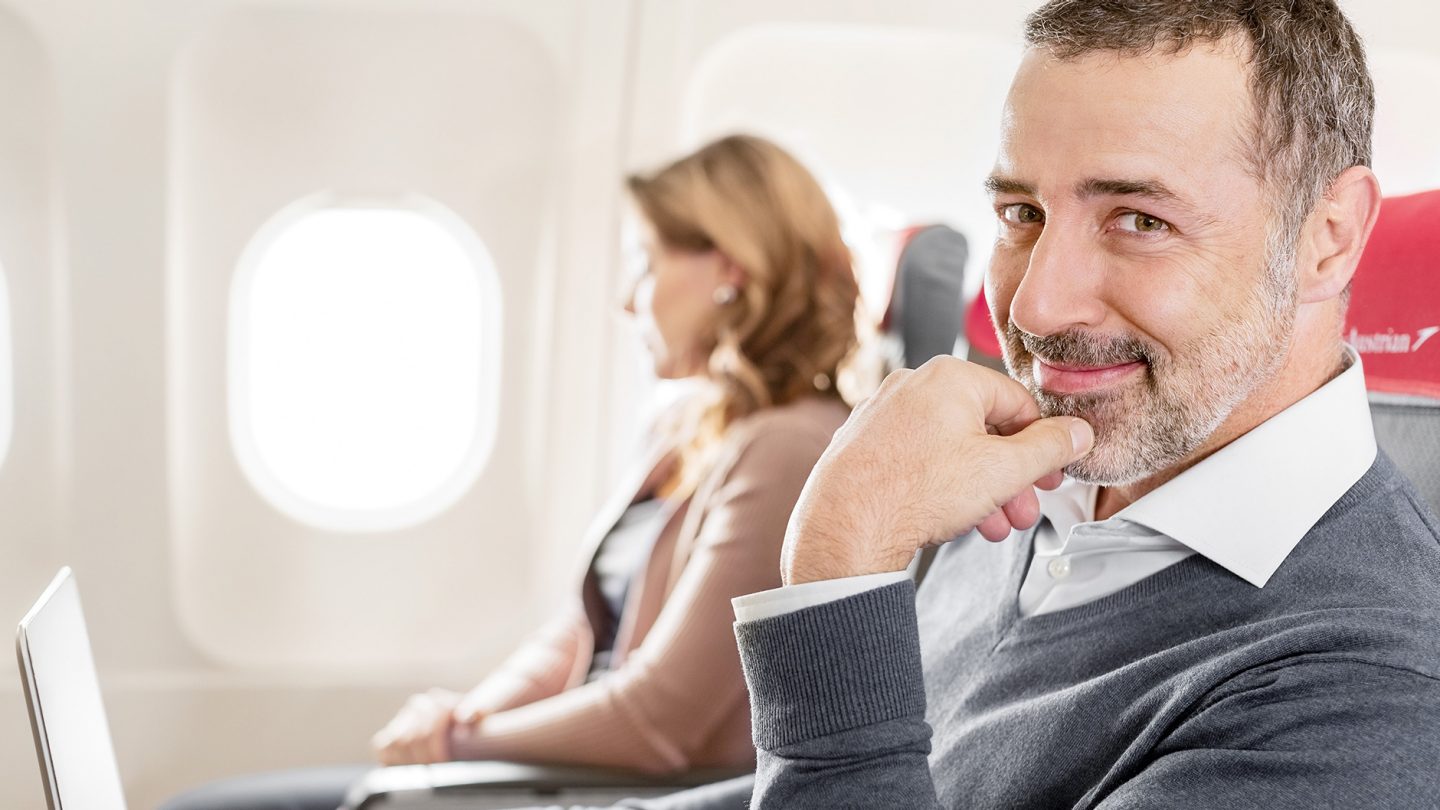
[[1025, 0, 1374, 255]]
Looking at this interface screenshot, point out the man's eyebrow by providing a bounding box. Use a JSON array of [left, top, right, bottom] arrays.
[[1076, 177, 1187, 206], [984, 176, 1035, 196], [985, 175, 1205, 219]]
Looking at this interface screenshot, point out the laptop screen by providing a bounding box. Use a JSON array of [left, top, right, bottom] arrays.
[[16, 568, 128, 810]]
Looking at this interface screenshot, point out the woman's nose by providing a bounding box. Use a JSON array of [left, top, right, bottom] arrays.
[[620, 274, 639, 315]]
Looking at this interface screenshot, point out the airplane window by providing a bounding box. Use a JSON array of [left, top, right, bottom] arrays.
[[229, 199, 500, 532], [0, 265, 11, 470]]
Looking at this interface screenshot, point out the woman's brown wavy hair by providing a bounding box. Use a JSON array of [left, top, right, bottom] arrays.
[[627, 134, 862, 496]]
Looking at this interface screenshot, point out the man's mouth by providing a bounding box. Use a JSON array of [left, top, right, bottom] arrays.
[[1032, 357, 1145, 395]]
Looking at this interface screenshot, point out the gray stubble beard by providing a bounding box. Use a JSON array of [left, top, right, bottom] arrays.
[[1001, 246, 1299, 487]]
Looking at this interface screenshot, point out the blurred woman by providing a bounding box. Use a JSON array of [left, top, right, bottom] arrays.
[[162, 133, 862, 808], [373, 133, 860, 772]]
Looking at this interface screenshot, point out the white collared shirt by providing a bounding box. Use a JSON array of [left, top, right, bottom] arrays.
[[734, 348, 1377, 622]]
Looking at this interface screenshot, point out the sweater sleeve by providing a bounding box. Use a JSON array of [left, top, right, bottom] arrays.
[[738, 581, 942, 809], [457, 609, 590, 716], [449, 419, 836, 773], [1095, 660, 1440, 809]]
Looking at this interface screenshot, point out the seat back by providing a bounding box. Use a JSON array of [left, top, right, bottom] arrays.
[[881, 224, 969, 368], [1347, 189, 1440, 514], [964, 286, 1003, 363]]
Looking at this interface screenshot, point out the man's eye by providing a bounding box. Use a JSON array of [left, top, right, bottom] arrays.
[[1116, 212, 1170, 234], [1000, 204, 1044, 225]]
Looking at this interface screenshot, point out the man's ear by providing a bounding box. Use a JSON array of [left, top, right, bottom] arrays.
[[1297, 165, 1383, 304]]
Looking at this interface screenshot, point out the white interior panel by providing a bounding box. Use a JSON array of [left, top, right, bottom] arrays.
[[0, 268, 11, 470], [682, 24, 1021, 306], [0, 7, 68, 808], [168, 6, 558, 670], [0, 3, 65, 563], [624, 0, 1035, 174], [1370, 48, 1440, 196], [0, 8, 66, 596]]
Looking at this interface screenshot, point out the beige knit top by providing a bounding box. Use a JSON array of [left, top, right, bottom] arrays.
[[447, 396, 850, 773]]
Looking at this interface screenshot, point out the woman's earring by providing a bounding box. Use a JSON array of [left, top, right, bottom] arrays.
[[713, 285, 738, 306]]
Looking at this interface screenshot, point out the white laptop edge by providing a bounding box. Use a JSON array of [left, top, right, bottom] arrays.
[[16, 566, 74, 810]]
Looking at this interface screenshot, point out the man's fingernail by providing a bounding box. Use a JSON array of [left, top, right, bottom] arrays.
[[1069, 418, 1094, 453]]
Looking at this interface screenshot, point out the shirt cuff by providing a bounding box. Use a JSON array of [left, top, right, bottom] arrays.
[[733, 571, 912, 623]]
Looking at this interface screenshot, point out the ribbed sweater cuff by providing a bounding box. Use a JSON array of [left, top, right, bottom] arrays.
[[735, 581, 926, 751]]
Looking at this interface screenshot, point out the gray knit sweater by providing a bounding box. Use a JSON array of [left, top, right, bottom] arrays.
[[737, 454, 1440, 808]]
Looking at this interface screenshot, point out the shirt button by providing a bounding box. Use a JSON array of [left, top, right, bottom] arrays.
[[1047, 557, 1072, 579]]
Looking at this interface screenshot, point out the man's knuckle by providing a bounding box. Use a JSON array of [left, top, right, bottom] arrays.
[[880, 367, 912, 390]]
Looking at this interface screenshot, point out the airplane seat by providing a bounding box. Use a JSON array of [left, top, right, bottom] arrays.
[[880, 224, 969, 369], [341, 223, 973, 809], [964, 286, 1004, 367], [1347, 189, 1440, 513]]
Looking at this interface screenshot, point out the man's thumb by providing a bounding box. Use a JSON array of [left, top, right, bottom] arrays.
[[1010, 415, 1094, 480]]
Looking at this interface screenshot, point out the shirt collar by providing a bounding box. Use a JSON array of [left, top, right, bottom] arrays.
[[1036, 347, 1376, 588]]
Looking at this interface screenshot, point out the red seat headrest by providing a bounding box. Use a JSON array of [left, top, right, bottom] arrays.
[[1347, 190, 1440, 399], [878, 226, 930, 333], [965, 289, 1002, 359]]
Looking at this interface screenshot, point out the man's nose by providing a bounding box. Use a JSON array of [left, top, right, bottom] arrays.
[[1008, 225, 1107, 337]]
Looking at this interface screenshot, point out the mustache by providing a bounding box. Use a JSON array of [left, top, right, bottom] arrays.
[[1006, 324, 1156, 368]]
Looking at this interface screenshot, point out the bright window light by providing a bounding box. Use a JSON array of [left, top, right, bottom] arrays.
[[0, 265, 11, 470], [230, 196, 500, 531]]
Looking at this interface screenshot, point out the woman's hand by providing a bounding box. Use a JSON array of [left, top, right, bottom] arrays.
[[370, 688, 463, 766], [451, 686, 493, 726]]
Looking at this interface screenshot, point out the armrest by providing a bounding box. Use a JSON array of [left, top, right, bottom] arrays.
[[341, 762, 752, 809]]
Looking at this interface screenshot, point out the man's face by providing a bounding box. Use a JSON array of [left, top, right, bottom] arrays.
[[988, 43, 1297, 486]]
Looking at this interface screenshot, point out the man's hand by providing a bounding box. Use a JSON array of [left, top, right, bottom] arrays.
[[370, 688, 463, 766], [782, 357, 1094, 585]]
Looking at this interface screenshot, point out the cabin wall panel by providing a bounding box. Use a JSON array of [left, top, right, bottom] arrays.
[[1370, 49, 1440, 195], [0, 9, 67, 809], [0, 0, 633, 806], [169, 4, 561, 670]]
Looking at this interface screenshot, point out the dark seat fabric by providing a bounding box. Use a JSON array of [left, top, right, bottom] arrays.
[[518, 774, 755, 810], [158, 764, 370, 810], [885, 224, 969, 369]]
